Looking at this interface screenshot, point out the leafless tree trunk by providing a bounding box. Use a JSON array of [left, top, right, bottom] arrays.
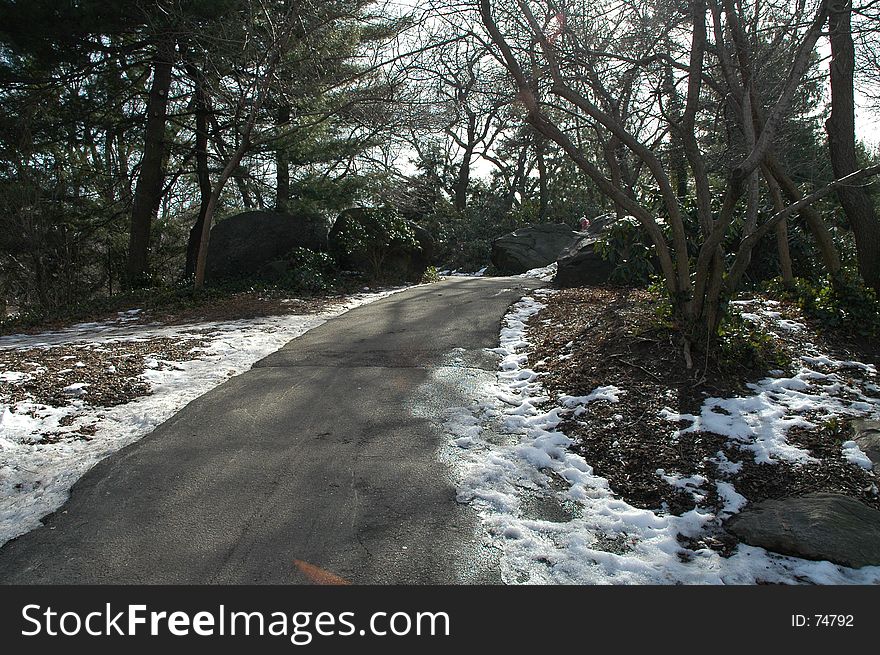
[[535, 133, 549, 220], [185, 63, 212, 279], [826, 0, 880, 292], [193, 17, 294, 290], [276, 104, 291, 211], [764, 167, 795, 285], [126, 39, 174, 287], [452, 112, 477, 212], [765, 156, 842, 277]]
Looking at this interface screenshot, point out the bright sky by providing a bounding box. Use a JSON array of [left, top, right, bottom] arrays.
[[855, 100, 880, 149]]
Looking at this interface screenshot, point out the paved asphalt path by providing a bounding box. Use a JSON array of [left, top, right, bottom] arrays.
[[0, 276, 542, 584]]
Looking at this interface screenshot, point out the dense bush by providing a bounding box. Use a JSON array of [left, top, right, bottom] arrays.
[[418, 193, 534, 273], [764, 270, 880, 337], [594, 216, 655, 285], [331, 206, 421, 282], [715, 312, 793, 374], [282, 247, 339, 292]]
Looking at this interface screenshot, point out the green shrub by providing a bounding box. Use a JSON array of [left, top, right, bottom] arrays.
[[420, 265, 441, 284], [283, 247, 339, 292], [715, 312, 792, 374], [334, 207, 419, 281], [763, 269, 880, 337], [647, 276, 674, 324], [594, 216, 654, 285]]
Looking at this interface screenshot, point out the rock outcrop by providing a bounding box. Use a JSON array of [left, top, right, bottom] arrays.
[[205, 211, 327, 281], [555, 236, 614, 287], [726, 492, 880, 568], [490, 224, 579, 275]]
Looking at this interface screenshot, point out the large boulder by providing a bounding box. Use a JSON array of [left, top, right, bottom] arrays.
[[491, 223, 579, 274], [205, 211, 327, 281], [555, 236, 614, 287], [726, 493, 880, 568], [328, 208, 433, 282]]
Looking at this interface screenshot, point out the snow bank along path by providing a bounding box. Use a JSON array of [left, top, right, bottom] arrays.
[[440, 290, 880, 584], [0, 289, 405, 547]]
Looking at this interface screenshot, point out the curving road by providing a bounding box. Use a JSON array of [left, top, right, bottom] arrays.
[[0, 276, 542, 584]]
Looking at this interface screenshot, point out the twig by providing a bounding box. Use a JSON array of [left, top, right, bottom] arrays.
[[607, 353, 664, 383]]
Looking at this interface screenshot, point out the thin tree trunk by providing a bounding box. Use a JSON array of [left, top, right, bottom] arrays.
[[126, 40, 173, 288], [194, 34, 290, 289], [663, 45, 688, 200], [453, 114, 477, 212], [536, 134, 549, 220], [503, 142, 528, 212], [765, 169, 795, 285], [208, 112, 255, 208], [276, 104, 290, 211], [453, 148, 473, 212], [826, 0, 880, 291], [603, 135, 628, 220], [186, 68, 211, 279], [765, 155, 842, 276]]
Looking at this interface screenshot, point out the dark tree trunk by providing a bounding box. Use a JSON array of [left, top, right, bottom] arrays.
[[603, 135, 628, 220], [453, 113, 477, 212], [453, 149, 472, 212], [276, 105, 290, 211], [126, 40, 173, 288], [673, 141, 689, 200], [826, 0, 880, 291], [207, 112, 255, 209], [503, 142, 528, 213], [185, 68, 211, 279], [663, 50, 689, 200], [536, 134, 549, 220], [765, 156, 841, 276], [765, 170, 795, 285]]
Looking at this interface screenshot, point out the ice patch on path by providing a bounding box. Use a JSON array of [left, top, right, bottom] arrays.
[[0, 288, 407, 546], [439, 292, 880, 584], [441, 267, 487, 277]]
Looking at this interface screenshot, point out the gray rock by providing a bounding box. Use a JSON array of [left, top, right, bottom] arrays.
[[580, 212, 617, 236], [555, 236, 614, 287], [726, 493, 880, 568], [205, 211, 327, 281], [852, 419, 880, 474], [490, 223, 579, 274]]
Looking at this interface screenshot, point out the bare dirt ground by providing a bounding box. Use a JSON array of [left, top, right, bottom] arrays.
[[0, 290, 344, 443], [526, 287, 879, 556]]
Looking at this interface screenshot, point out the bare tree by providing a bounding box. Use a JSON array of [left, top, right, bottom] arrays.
[[826, 0, 880, 292], [125, 33, 175, 288], [192, 1, 299, 290], [478, 0, 879, 363]]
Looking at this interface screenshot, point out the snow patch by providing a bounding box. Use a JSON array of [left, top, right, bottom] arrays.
[[560, 386, 625, 407], [0, 288, 407, 546], [841, 440, 874, 470], [519, 262, 557, 281], [438, 292, 880, 584]]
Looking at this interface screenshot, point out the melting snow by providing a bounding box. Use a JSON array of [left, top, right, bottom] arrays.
[[439, 292, 880, 584], [519, 263, 557, 282], [0, 288, 406, 546]]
